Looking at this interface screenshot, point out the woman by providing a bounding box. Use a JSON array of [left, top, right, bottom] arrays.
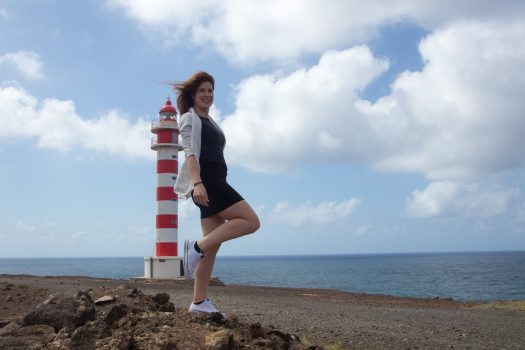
[[173, 71, 260, 316]]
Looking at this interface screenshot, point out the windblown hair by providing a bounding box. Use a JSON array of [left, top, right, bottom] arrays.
[[172, 71, 215, 115]]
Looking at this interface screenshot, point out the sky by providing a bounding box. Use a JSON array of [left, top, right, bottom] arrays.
[[0, 1, 524, 258]]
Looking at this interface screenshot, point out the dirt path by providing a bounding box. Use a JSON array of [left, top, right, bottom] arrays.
[[1, 274, 524, 349]]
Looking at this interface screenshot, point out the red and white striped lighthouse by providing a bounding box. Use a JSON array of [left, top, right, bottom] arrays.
[[144, 98, 184, 279]]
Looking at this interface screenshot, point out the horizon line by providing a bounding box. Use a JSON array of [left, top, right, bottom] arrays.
[[1, 249, 524, 259]]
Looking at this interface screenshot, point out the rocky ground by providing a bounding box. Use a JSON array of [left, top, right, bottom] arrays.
[[0, 274, 524, 349]]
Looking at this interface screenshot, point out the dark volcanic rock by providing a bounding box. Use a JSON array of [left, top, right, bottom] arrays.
[[190, 310, 227, 325], [0, 320, 21, 336], [159, 301, 175, 312], [268, 329, 293, 342], [268, 329, 293, 349], [70, 319, 112, 349], [104, 303, 129, 325], [204, 329, 234, 350], [127, 287, 138, 297], [2, 285, 318, 350], [95, 330, 134, 349], [152, 292, 170, 304], [249, 322, 265, 338], [253, 338, 277, 348], [0, 324, 56, 350], [22, 290, 96, 332], [43, 328, 72, 350]]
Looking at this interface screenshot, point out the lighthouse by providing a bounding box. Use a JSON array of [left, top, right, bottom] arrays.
[[143, 98, 185, 279]]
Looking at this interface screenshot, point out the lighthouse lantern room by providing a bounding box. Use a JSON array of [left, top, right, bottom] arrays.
[[143, 98, 185, 279]]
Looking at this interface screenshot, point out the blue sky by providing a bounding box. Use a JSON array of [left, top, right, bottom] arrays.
[[1, 1, 524, 257]]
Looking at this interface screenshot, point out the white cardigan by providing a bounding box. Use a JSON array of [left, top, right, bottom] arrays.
[[174, 107, 225, 199]]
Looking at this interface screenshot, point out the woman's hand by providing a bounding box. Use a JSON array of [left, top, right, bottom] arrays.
[[193, 183, 209, 207]]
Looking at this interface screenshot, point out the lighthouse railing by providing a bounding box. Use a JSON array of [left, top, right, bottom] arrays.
[[151, 120, 178, 130], [151, 136, 182, 147], [151, 137, 183, 151]]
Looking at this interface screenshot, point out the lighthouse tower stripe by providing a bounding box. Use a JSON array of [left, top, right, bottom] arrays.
[[157, 214, 178, 228], [157, 200, 177, 215], [157, 160, 177, 173], [157, 148, 178, 160], [157, 145, 178, 160], [157, 148, 178, 173], [157, 173, 177, 187], [156, 242, 177, 256], [157, 129, 175, 143], [156, 228, 178, 242], [157, 187, 177, 201]]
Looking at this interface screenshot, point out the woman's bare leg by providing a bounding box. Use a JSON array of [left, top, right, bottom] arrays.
[[193, 214, 224, 303], [197, 200, 260, 253]]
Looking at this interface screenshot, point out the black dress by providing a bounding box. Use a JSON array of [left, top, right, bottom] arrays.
[[192, 116, 243, 219]]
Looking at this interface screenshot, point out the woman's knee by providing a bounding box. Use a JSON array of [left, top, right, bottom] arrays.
[[247, 213, 260, 234], [220, 201, 260, 233]]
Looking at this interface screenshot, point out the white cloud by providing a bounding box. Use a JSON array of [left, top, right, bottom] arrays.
[[126, 226, 153, 243], [43, 218, 57, 227], [374, 20, 525, 180], [0, 51, 45, 80], [0, 84, 153, 159], [71, 231, 89, 241], [106, 0, 214, 29], [270, 198, 360, 226], [353, 224, 371, 237], [406, 181, 519, 218], [16, 221, 35, 231], [222, 46, 389, 173], [14, 218, 58, 232], [35, 233, 57, 240], [220, 20, 525, 182], [108, 0, 525, 64]]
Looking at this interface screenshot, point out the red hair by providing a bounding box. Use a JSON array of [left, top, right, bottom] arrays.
[[172, 71, 215, 115]]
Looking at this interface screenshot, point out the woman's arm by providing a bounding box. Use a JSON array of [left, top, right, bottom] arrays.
[[179, 113, 209, 206], [187, 155, 209, 207]]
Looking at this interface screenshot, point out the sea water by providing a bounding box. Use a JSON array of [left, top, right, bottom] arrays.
[[1, 251, 524, 301]]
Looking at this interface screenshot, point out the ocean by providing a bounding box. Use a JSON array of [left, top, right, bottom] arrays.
[[1, 251, 524, 302]]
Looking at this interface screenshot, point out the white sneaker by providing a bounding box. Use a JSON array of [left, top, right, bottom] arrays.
[[189, 298, 226, 317], [184, 239, 204, 279]]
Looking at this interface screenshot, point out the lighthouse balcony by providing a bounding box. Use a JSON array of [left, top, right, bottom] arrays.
[[151, 120, 179, 133], [151, 136, 184, 151]]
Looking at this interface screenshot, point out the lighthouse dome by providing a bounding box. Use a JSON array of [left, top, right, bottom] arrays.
[[160, 99, 177, 114]]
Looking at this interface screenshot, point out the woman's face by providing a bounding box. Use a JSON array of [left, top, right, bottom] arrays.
[[193, 81, 214, 112]]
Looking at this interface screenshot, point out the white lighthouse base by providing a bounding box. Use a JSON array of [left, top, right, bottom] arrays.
[[141, 256, 185, 279]]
